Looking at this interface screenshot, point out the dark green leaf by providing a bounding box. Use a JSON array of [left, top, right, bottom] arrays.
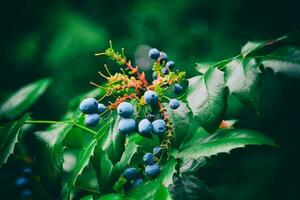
[[0, 114, 28, 167], [225, 58, 261, 111], [177, 128, 277, 159], [34, 122, 74, 195], [179, 157, 207, 174], [169, 175, 214, 200], [165, 101, 192, 148], [0, 78, 51, 120], [261, 46, 300, 77], [187, 68, 227, 132]]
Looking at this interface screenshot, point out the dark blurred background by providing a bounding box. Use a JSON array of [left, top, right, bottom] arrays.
[[0, 0, 299, 199]]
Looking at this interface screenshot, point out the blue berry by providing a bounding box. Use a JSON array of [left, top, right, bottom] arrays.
[[161, 67, 169, 75], [123, 167, 139, 181], [118, 118, 136, 134], [158, 52, 168, 63], [166, 61, 175, 69], [79, 98, 98, 114], [132, 178, 143, 188], [22, 167, 32, 176], [138, 119, 152, 136], [152, 119, 166, 135], [85, 114, 100, 127], [117, 102, 134, 118], [173, 83, 183, 94], [97, 103, 106, 114], [149, 48, 160, 60], [143, 153, 155, 165], [145, 164, 160, 177], [152, 72, 158, 80], [144, 90, 159, 105], [169, 99, 180, 110], [15, 177, 29, 187], [153, 147, 162, 156], [20, 189, 32, 198]]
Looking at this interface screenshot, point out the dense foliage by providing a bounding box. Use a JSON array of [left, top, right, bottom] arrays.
[[0, 32, 299, 199]]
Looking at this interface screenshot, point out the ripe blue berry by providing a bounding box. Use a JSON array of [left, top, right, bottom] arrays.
[[153, 147, 162, 156], [145, 164, 160, 177], [132, 178, 143, 188], [152, 119, 166, 135], [79, 98, 98, 114], [15, 177, 29, 187], [149, 48, 160, 60], [117, 102, 134, 118], [158, 52, 168, 63], [20, 189, 32, 198], [161, 67, 169, 75], [118, 118, 136, 134], [166, 61, 175, 69], [97, 103, 106, 114], [152, 72, 158, 80], [138, 119, 152, 136], [143, 153, 155, 165], [85, 114, 100, 127], [123, 167, 139, 181], [169, 99, 180, 110], [144, 90, 158, 105], [173, 83, 183, 94], [22, 167, 32, 176]]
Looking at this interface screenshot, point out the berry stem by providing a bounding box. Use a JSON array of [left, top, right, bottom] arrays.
[[157, 101, 172, 149]]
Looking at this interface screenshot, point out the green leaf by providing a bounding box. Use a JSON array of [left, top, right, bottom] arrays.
[[98, 193, 126, 200], [0, 114, 28, 167], [0, 78, 51, 120], [177, 128, 277, 159], [179, 157, 207, 174], [157, 158, 177, 187], [81, 195, 94, 200], [165, 101, 192, 148], [126, 180, 171, 200], [92, 146, 114, 193], [195, 60, 230, 74], [187, 68, 227, 132], [225, 58, 261, 111], [101, 115, 126, 164], [169, 175, 214, 200], [260, 46, 300, 77]]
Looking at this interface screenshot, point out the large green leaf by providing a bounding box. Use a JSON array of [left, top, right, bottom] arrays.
[[101, 115, 126, 164], [0, 78, 51, 120], [260, 46, 300, 77], [225, 58, 261, 111], [0, 114, 28, 167], [157, 158, 177, 187], [165, 101, 192, 148], [169, 175, 214, 200], [187, 68, 227, 132], [34, 122, 74, 196], [177, 128, 277, 159]]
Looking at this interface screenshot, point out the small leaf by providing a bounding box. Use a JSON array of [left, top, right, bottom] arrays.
[[225, 58, 261, 111], [0, 114, 28, 167], [261, 46, 300, 77], [177, 128, 277, 159], [165, 101, 192, 148], [98, 193, 126, 200], [187, 68, 227, 132], [34, 122, 74, 195], [169, 175, 214, 200], [0, 78, 51, 120]]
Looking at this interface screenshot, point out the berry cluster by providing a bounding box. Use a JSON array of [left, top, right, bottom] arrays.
[[79, 44, 186, 188], [122, 146, 162, 190], [14, 167, 33, 199], [79, 98, 106, 126]]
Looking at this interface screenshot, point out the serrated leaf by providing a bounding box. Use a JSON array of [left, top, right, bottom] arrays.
[[169, 175, 214, 200], [187, 68, 227, 132], [101, 115, 126, 164], [179, 157, 207, 174], [225, 58, 261, 111], [0, 114, 28, 167], [177, 128, 277, 159], [0, 78, 51, 120], [157, 158, 177, 187], [34, 122, 74, 196], [261, 46, 300, 77], [165, 101, 192, 148]]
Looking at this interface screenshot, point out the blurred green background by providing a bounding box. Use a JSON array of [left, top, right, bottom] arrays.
[[0, 0, 299, 199]]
